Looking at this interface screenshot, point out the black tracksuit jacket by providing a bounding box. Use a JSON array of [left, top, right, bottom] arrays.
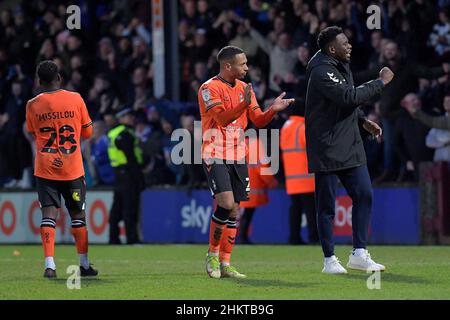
[[305, 50, 385, 173]]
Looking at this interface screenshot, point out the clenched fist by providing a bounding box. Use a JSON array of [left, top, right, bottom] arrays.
[[379, 67, 394, 85]]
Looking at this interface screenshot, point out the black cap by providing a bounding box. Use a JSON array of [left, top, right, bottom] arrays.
[[115, 107, 134, 118]]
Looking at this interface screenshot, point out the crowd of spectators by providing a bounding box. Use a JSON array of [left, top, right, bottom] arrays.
[[178, 0, 450, 184], [1, 0, 450, 190]]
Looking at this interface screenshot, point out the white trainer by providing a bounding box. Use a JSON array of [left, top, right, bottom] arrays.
[[347, 249, 386, 272], [322, 255, 348, 274]]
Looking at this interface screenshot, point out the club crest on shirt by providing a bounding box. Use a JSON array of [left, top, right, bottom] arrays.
[[239, 92, 244, 102], [201, 88, 211, 103], [327, 72, 344, 84]]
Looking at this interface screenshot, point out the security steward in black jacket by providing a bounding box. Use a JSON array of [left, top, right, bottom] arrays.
[[107, 108, 144, 244], [305, 26, 394, 271]]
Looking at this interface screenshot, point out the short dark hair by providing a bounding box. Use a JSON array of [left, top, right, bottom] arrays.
[[37, 60, 59, 84], [317, 26, 343, 52], [217, 46, 244, 63]]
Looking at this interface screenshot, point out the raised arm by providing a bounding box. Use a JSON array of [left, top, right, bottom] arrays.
[[310, 65, 391, 109], [411, 110, 450, 130], [249, 90, 294, 128], [412, 63, 448, 80], [248, 23, 273, 55]]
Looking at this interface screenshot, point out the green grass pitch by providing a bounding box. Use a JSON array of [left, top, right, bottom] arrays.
[[1, 244, 449, 299]]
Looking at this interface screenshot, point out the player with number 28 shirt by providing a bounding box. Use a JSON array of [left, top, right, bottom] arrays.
[[26, 60, 97, 279]]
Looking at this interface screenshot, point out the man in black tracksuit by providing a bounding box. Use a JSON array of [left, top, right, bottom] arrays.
[[305, 26, 394, 273]]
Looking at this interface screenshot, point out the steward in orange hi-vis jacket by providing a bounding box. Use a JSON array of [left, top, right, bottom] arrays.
[[239, 135, 278, 244], [281, 103, 318, 244]]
